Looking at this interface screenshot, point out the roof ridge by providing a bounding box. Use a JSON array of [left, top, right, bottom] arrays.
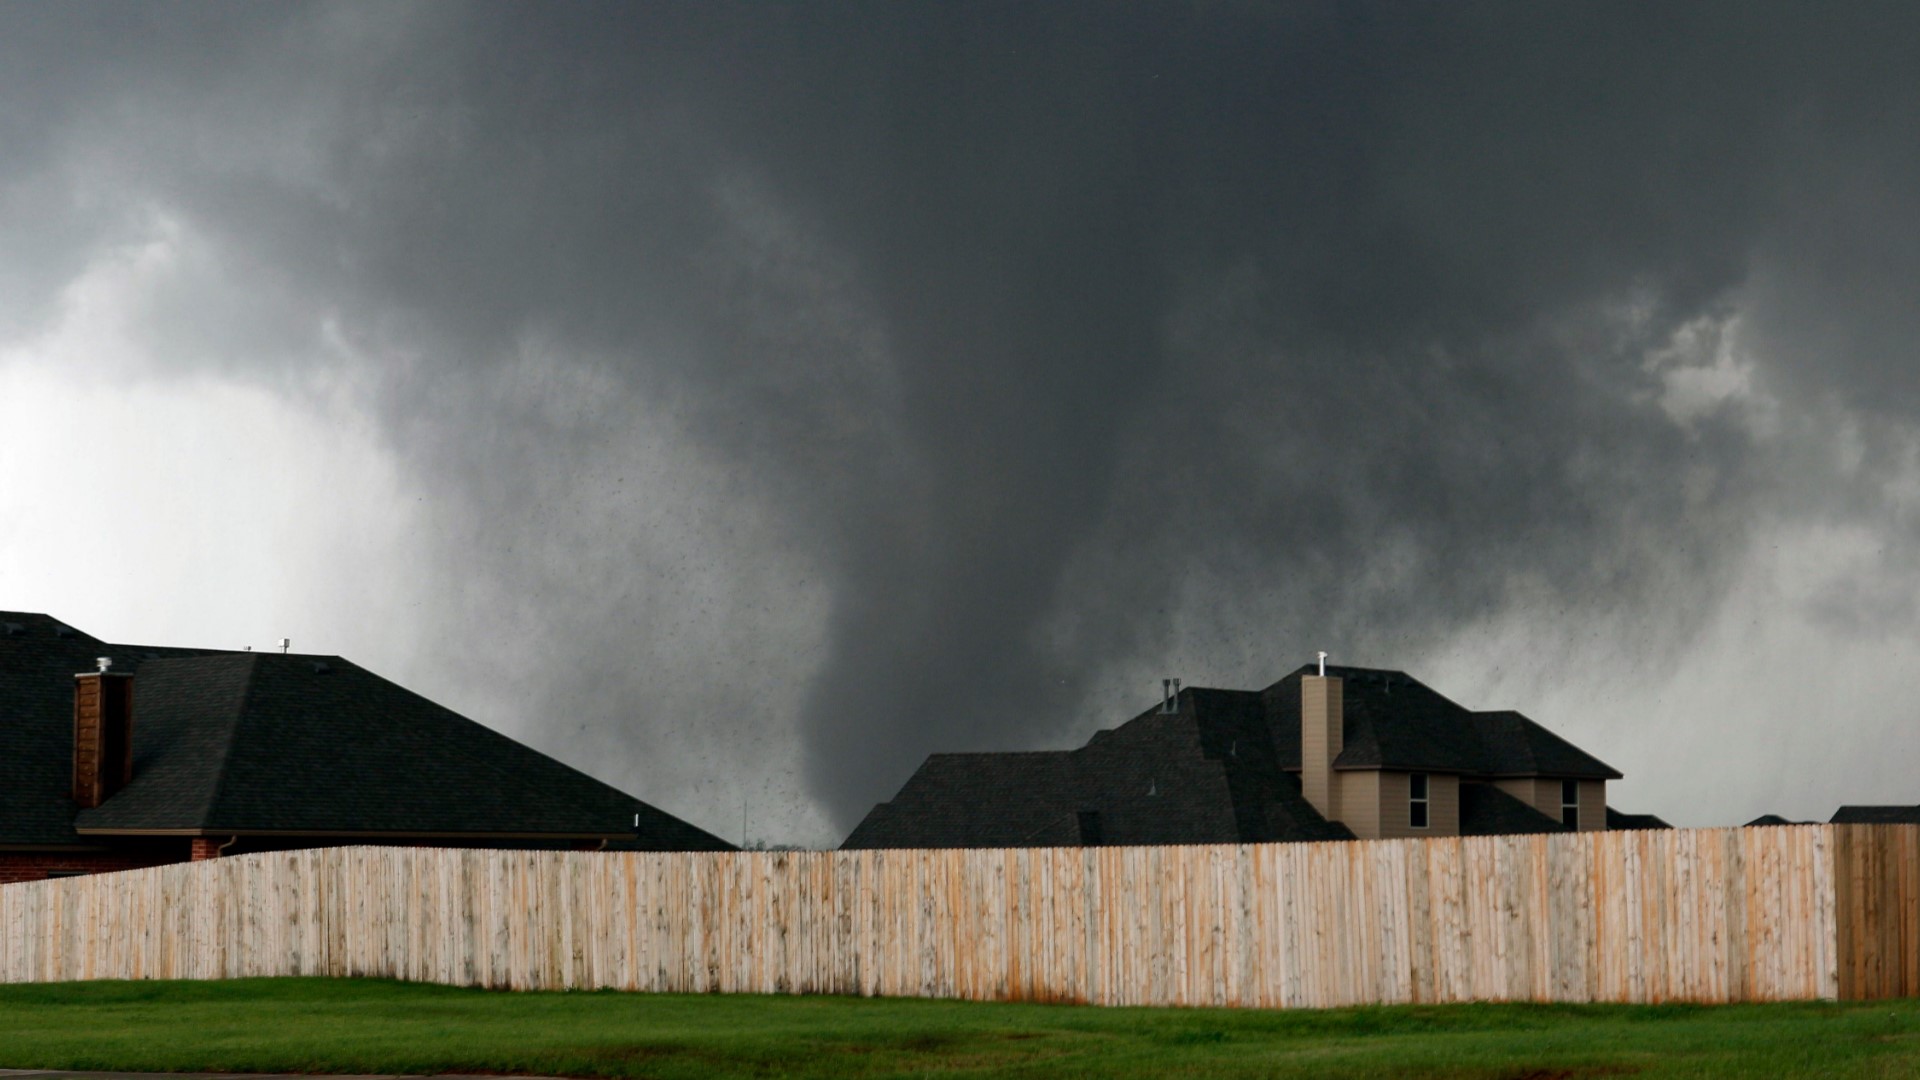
[[195, 653, 262, 829], [1509, 710, 1621, 778], [322, 658, 674, 833]]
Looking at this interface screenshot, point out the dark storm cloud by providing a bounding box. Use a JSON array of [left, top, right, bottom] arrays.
[[5, 2, 1919, 834]]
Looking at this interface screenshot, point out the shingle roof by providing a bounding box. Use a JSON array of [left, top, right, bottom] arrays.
[[843, 689, 1353, 849], [1830, 805, 1920, 825], [1468, 711, 1623, 779], [1259, 666, 1620, 779], [0, 613, 118, 846], [846, 662, 1621, 850], [1, 612, 728, 850], [1605, 807, 1672, 830], [1458, 782, 1569, 836], [1744, 814, 1808, 826], [842, 752, 1081, 849]]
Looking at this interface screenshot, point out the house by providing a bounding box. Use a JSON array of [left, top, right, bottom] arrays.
[[0, 611, 730, 883], [1829, 805, 1920, 825], [844, 660, 1652, 849], [1745, 807, 1919, 826], [1606, 807, 1672, 830]]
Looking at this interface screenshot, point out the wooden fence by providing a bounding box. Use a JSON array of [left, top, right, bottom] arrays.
[[2, 825, 1915, 1006]]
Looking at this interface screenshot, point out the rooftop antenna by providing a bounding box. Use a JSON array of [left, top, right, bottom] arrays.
[[1316, 651, 1328, 677], [278, 638, 291, 655]]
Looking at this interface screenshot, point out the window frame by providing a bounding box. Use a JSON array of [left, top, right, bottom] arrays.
[[1409, 772, 1430, 829], [1561, 779, 1580, 830]]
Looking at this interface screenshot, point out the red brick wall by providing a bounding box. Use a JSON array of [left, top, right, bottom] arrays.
[[0, 849, 180, 884], [2, 836, 622, 883]]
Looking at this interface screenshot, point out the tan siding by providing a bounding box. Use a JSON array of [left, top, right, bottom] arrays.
[[1430, 774, 1460, 837], [1337, 770, 1381, 839], [1578, 780, 1606, 832], [1496, 778, 1537, 809], [1374, 770, 1408, 838], [1495, 778, 1601, 830], [1531, 780, 1565, 822], [1372, 772, 1458, 839], [1300, 677, 1342, 821]]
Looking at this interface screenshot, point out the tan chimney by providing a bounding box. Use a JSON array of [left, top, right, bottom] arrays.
[[73, 658, 134, 808], [1300, 667, 1343, 822]]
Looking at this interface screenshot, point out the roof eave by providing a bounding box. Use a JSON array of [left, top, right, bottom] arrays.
[[73, 827, 636, 841], [1480, 767, 1625, 781]]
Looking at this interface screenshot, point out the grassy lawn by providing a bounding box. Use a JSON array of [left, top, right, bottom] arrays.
[[0, 979, 1915, 1079]]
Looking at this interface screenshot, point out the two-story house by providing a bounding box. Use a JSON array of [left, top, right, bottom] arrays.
[[844, 660, 1662, 849]]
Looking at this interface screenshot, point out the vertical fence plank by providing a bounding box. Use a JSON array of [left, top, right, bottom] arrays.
[[0, 827, 1912, 1004]]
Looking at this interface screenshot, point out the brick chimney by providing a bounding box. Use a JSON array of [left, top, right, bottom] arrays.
[[73, 659, 133, 808], [1300, 669, 1343, 823]]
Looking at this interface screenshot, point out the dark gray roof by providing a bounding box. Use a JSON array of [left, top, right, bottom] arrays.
[[1, 611, 728, 850], [0, 612, 118, 846], [1605, 807, 1672, 830], [846, 663, 1623, 850], [1830, 805, 1920, 825], [1259, 666, 1620, 779], [1458, 782, 1568, 836], [843, 752, 1083, 849], [844, 688, 1353, 849], [1469, 711, 1624, 779], [1745, 814, 1810, 826]]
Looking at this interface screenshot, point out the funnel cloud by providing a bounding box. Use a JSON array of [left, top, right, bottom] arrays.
[[2, 3, 1918, 843]]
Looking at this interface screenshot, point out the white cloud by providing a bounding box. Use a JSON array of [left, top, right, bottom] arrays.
[[0, 232, 427, 662], [1643, 313, 1780, 438]]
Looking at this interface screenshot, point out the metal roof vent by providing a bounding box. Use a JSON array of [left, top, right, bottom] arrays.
[[1316, 651, 1328, 676], [95, 657, 112, 673], [1160, 678, 1182, 714]]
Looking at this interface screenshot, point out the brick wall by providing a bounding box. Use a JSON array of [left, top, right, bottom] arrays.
[[0, 849, 181, 884], [2, 836, 619, 882]]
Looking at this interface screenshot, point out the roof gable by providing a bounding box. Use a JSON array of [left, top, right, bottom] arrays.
[[0, 613, 190, 846], [2, 612, 729, 850], [1262, 665, 1618, 779]]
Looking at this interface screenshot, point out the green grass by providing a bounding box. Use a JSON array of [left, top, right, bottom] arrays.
[[0, 979, 1915, 1079]]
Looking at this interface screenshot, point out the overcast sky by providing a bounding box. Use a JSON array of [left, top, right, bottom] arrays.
[[2, 2, 1917, 846]]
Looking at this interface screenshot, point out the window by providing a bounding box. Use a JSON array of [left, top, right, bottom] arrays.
[[1409, 772, 1430, 829], [1561, 780, 1579, 829]]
